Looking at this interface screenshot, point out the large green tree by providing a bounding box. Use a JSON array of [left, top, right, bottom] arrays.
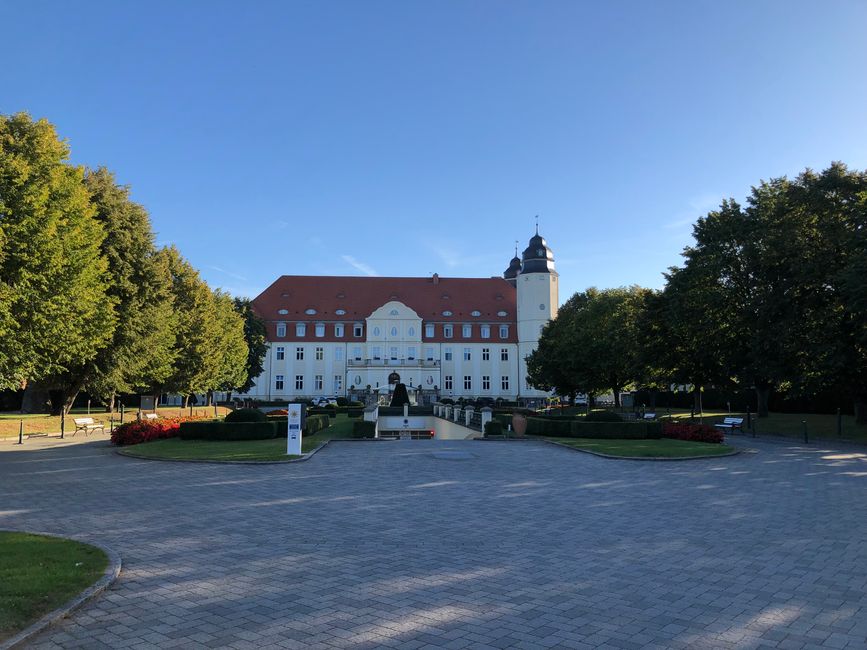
[[233, 297, 268, 395], [0, 113, 115, 408], [210, 291, 249, 402]]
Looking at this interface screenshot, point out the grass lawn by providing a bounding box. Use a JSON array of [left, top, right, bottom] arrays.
[[0, 532, 108, 642], [118, 414, 357, 461], [546, 437, 736, 458], [0, 406, 231, 439]]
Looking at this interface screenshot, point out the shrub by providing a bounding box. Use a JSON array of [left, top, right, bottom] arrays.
[[484, 420, 503, 436], [662, 422, 724, 443], [349, 400, 364, 407], [440, 398, 454, 405], [225, 408, 268, 423], [352, 420, 376, 438], [336, 397, 349, 407], [347, 408, 363, 418], [526, 418, 573, 436], [111, 417, 202, 446], [178, 421, 278, 441], [522, 419, 660, 440], [308, 407, 336, 419], [305, 414, 330, 435], [585, 410, 623, 422]]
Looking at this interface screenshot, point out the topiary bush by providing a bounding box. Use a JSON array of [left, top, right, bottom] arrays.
[[352, 420, 376, 438], [585, 410, 623, 422], [484, 420, 503, 436], [225, 408, 268, 423]]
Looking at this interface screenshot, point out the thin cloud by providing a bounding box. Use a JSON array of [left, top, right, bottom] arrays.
[[208, 265, 248, 282], [664, 193, 722, 229], [431, 245, 462, 269], [341, 255, 379, 277]]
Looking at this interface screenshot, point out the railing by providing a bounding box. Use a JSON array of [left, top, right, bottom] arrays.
[[347, 359, 440, 367]]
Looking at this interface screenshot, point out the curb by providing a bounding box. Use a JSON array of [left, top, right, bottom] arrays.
[[0, 531, 122, 650], [114, 439, 331, 465], [541, 438, 744, 461]]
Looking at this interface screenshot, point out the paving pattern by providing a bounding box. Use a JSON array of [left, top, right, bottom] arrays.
[[1, 436, 866, 649]]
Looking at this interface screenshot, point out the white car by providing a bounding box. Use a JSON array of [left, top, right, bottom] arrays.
[[313, 397, 337, 407]]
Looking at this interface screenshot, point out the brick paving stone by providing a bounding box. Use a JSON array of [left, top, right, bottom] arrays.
[[1, 437, 866, 649]]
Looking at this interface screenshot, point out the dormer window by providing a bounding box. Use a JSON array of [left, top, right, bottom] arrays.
[[444, 325, 453, 339], [296, 323, 306, 337], [276, 323, 286, 337], [499, 325, 509, 339], [305, 308, 317, 315], [315, 323, 325, 337], [462, 324, 472, 338], [424, 324, 434, 338], [353, 323, 363, 337], [481, 325, 490, 339]]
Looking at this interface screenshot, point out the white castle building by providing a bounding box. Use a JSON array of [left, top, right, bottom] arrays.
[[239, 230, 558, 402]]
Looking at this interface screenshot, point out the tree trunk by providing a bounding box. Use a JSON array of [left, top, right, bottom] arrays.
[[104, 394, 115, 413], [755, 383, 772, 418], [693, 386, 703, 414], [206, 390, 213, 407], [21, 383, 52, 414], [612, 387, 621, 408], [183, 394, 190, 409], [855, 397, 867, 426]]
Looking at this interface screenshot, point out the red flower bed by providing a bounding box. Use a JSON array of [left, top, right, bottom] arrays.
[[267, 409, 289, 416], [662, 421, 724, 444], [111, 416, 204, 446]]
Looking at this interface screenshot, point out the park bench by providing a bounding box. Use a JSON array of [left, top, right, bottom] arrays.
[[642, 413, 657, 420], [714, 417, 744, 433], [143, 412, 159, 421], [72, 417, 105, 436]]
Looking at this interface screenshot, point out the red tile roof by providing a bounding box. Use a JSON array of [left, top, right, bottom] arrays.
[[253, 275, 517, 343]]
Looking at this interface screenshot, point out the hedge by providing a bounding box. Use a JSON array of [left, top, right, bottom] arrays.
[[525, 418, 662, 439], [111, 416, 204, 446], [484, 420, 503, 436], [225, 408, 268, 423], [305, 414, 330, 436], [178, 421, 278, 441], [352, 420, 376, 438], [347, 408, 363, 418]]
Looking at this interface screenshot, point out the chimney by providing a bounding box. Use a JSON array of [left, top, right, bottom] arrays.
[[432, 273, 439, 285]]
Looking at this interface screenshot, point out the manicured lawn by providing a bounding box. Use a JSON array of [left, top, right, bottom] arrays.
[[119, 414, 357, 461], [546, 437, 736, 458], [0, 406, 231, 439], [0, 532, 108, 642]]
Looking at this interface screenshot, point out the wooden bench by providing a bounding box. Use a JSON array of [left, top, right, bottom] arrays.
[[143, 413, 159, 421], [642, 413, 657, 420], [73, 417, 105, 436], [714, 417, 744, 432]]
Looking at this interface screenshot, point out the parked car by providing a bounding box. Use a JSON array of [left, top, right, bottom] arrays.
[[312, 397, 338, 407]]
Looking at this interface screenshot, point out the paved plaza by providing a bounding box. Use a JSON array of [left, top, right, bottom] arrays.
[[1, 436, 866, 649]]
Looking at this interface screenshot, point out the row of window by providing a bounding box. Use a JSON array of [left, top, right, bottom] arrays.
[[443, 376, 510, 391], [274, 322, 510, 339], [275, 346, 512, 362], [273, 374, 511, 392]]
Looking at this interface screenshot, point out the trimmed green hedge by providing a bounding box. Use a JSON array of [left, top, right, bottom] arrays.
[[585, 410, 623, 422], [525, 418, 662, 439], [305, 414, 330, 435], [347, 408, 363, 418], [352, 420, 376, 438], [484, 420, 503, 436], [225, 408, 268, 423], [178, 420, 278, 440]]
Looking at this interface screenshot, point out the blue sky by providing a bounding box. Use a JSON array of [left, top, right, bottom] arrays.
[[3, 1, 866, 302]]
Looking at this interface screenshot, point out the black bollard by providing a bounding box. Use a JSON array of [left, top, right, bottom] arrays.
[[60, 414, 65, 439], [18, 420, 23, 445], [837, 408, 842, 437], [803, 420, 808, 444]]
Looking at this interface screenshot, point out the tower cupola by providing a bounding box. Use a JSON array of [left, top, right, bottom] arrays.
[[520, 227, 556, 274]]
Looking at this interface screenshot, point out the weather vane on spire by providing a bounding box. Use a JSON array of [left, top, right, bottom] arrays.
[[514, 240, 519, 257], [535, 215, 539, 235]]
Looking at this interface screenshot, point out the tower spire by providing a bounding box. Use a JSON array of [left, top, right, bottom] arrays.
[[535, 215, 539, 235]]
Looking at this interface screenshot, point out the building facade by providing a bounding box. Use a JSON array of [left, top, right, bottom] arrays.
[[240, 230, 558, 402]]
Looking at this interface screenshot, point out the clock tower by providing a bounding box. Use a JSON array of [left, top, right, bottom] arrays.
[[516, 228, 558, 399]]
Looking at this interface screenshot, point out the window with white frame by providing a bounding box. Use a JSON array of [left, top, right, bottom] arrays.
[[372, 346, 381, 359], [482, 376, 490, 391], [444, 348, 453, 361], [425, 347, 434, 360], [335, 348, 344, 361], [501, 348, 509, 361], [315, 347, 324, 361], [481, 325, 490, 339], [482, 348, 490, 361], [276, 346, 285, 360], [462, 324, 472, 338], [296, 323, 306, 337], [444, 325, 453, 338], [353, 323, 363, 337], [425, 323, 434, 338], [275, 374, 284, 390], [444, 375, 453, 390], [295, 375, 304, 390], [463, 376, 472, 390], [501, 376, 510, 391], [296, 347, 304, 360], [276, 323, 286, 337], [407, 346, 416, 359], [463, 348, 471, 361], [353, 346, 362, 360], [334, 375, 342, 392], [315, 323, 325, 337], [389, 346, 398, 360], [499, 324, 509, 339], [335, 324, 344, 337], [314, 375, 323, 391]]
